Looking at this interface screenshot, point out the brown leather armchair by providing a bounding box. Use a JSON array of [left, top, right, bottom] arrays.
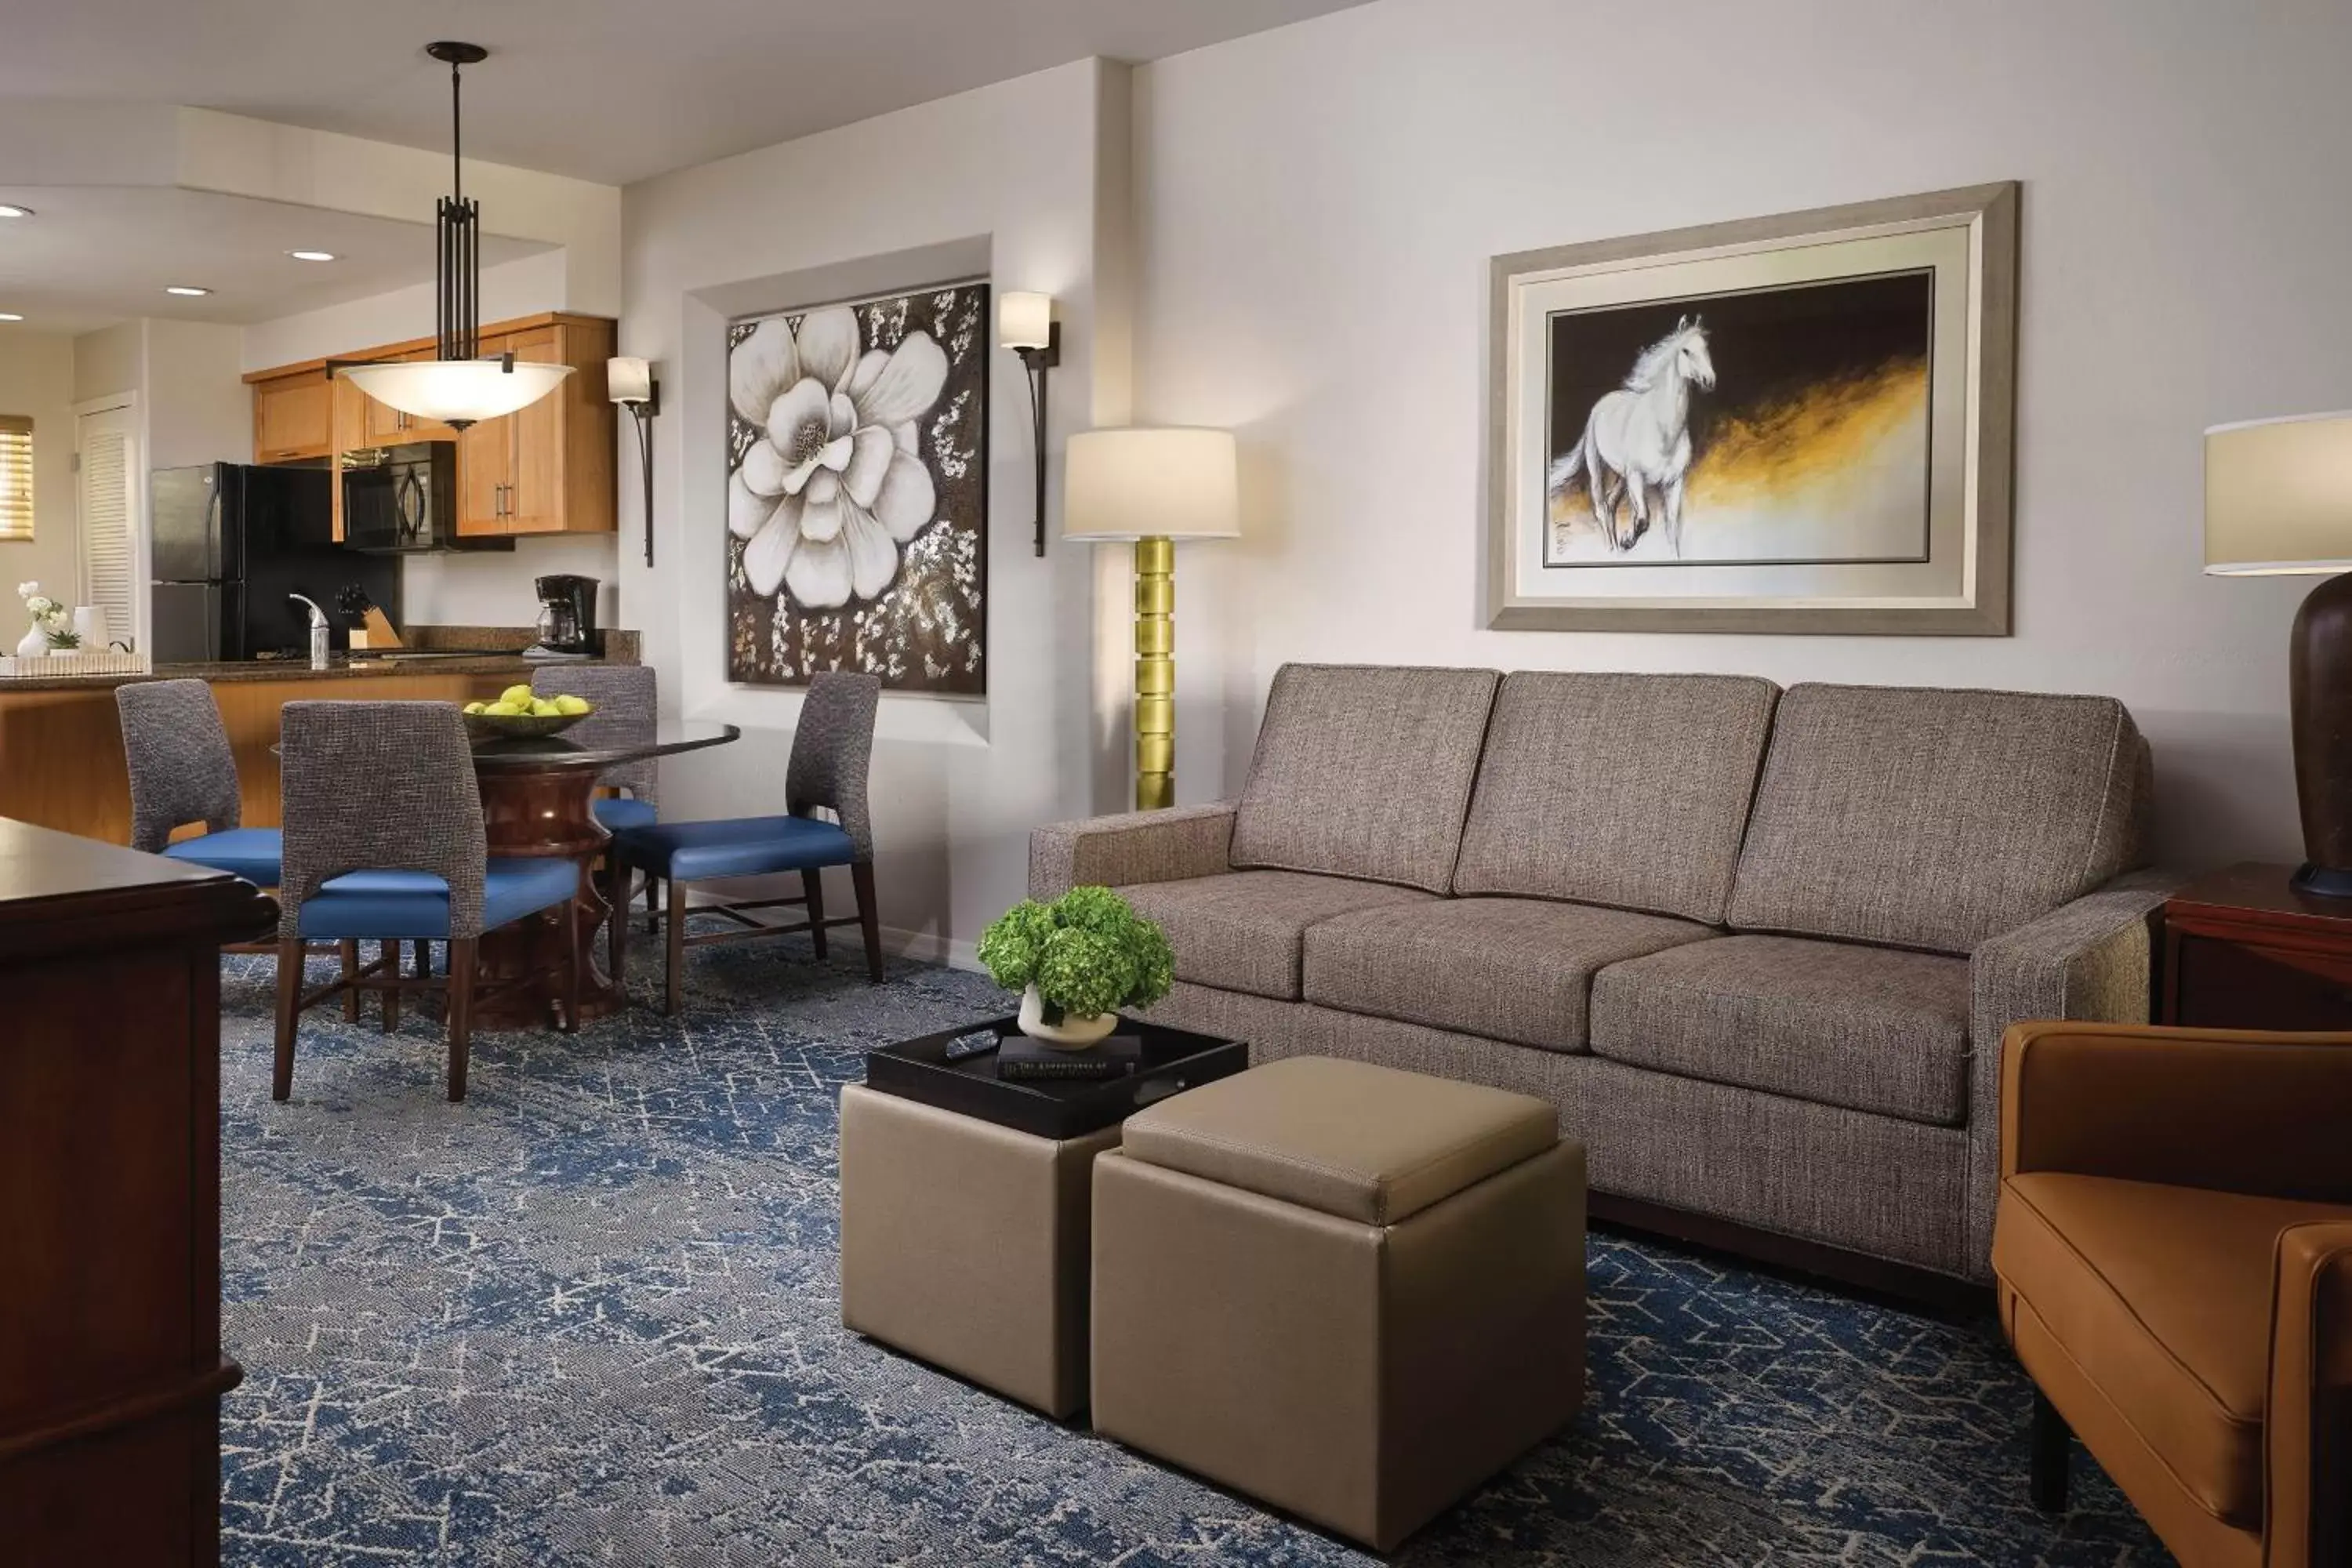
[[1991, 1022, 2352, 1567]]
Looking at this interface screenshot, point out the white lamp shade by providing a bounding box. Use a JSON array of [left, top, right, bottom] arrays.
[[997, 291, 1054, 351], [1063, 427, 1240, 542], [340, 358, 573, 426], [607, 355, 654, 405], [2205, 411, 2352, 575]]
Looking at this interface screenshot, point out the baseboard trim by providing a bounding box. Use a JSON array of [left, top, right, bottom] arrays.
[[1588, 1191, 1994, 1319], [879, 924, 978, 971]]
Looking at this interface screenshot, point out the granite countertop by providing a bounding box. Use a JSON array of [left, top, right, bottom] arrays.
[[0, 626, 639, 694]]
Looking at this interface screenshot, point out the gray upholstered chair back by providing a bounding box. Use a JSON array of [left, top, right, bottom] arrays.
[[115, 678, 242, 852], [787, 671, 880, 861], [535, 664, 659, 804], [275, 701, 488, 940]]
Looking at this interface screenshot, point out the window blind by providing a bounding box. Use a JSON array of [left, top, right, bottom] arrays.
[[0, 415, 30, 542], [80, 429, 132, 641]]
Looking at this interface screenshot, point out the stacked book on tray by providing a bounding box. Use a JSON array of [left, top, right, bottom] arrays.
[[994, 1032, 1143, 1083]]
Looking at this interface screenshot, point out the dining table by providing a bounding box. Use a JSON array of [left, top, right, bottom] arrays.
[[465, 717, 740, 1029]]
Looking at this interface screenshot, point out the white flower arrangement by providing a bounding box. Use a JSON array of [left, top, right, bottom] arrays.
[[16, 581, 80, 648]]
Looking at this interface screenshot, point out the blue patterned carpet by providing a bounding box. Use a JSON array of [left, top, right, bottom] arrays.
[[216, 939, 2166, 1566]]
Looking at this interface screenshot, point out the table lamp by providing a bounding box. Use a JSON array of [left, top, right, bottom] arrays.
[[1064, 427, 1240, 811], [2206, 410, 2352, 895]]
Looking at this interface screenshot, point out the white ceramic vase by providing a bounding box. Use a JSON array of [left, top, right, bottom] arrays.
[[15, 624, 48, 659], [1016, 983, 1118, 1051]]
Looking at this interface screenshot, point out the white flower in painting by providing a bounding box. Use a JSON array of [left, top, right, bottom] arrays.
[[728, 305, 946, 608]]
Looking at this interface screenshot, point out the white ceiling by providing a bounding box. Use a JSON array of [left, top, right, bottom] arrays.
[[0, 187, 550, 336], [2, 0, 1373, 187]]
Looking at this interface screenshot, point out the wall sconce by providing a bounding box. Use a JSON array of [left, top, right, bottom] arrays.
[[998, 292, 1058, 557], [608, 355, 659, 568]]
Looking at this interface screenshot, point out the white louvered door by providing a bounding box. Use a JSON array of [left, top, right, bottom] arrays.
[[74, 404, 138, 652]]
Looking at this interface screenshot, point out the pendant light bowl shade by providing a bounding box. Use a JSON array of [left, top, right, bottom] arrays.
[[340, 359, 574, 426]]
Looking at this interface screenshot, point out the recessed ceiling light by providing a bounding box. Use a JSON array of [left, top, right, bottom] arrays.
[[287, 249, 337, 263], [164, 285, 212, 297], [0, 313, 22, 322], [0, 205, 31, 220]]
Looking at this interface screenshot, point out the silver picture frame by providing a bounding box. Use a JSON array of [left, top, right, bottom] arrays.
[[1485, 182, 2019, 635]]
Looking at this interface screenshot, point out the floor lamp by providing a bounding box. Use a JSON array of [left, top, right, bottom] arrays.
[[1063, 428, 1240, 811]]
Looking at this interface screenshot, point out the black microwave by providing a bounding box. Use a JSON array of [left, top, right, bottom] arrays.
[[342, 444, 510, 554]]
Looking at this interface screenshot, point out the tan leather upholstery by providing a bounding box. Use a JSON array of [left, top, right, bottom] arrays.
[[1118, 1054, 1558, 1225], [1093, 1058, 1585, 1552], [838, 1084, 1120, 1419], [1993, 1022, 2352, 1567]]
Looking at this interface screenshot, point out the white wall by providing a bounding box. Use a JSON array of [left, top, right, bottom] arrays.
[[1131, 0, 2352, 869], [620, 58, 1134, 960], [143, 319, 250, 469], [0, 332, 84, 608]]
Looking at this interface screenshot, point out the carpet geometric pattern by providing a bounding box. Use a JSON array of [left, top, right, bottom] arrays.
[[216, 939, 2168, 1566]]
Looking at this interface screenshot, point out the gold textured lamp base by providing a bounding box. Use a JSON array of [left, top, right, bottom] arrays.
[[1134, 535, 1175, 811]]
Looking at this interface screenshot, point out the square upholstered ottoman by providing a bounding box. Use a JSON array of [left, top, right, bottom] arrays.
[[1090, 1056, 1586, 1552]]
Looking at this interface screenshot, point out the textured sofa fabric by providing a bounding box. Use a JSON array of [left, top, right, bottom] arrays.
[[1454, 672, 1778, 924], [1726, 684, 2148, 955], [1116, 870, 1432, 1000], [1588, 935, 1972, 1126], [1303, 896, 1711, 1053], [1026, 665, 2169, 1285], [1227, 664, 1501, 894]]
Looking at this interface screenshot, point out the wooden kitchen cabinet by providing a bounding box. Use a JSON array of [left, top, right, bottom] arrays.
[[251, 368, 332, 464], [249, 312, 617, 536]]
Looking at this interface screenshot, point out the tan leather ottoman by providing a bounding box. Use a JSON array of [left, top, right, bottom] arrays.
[[1090, 1055, 1587, 1552]]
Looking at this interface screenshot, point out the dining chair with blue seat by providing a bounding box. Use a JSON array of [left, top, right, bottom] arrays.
[[532, 664, 660, 833], [273, 699, 581, 1102], [610, 670, 882, 1014], [116, 678, 282, 884]]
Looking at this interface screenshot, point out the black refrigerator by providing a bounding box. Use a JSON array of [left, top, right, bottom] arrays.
[[149, 464, 400, 662]]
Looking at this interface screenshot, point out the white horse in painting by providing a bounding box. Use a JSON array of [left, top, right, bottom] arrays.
[[1548, 316, 1716, 555]]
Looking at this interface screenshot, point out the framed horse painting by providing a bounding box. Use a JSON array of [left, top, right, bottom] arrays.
[[1485, 183, 2018, 633]]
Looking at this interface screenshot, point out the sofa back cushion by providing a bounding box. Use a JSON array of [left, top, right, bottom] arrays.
[[1229, 664, 1501, 894], [1726, 684, 2150, 954], [1453, 673, 1780, 923]]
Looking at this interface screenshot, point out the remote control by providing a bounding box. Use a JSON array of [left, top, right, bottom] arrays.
[[943, 1027, 1002, 1062]]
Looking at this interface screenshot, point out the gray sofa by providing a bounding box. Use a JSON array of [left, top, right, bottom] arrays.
[[1029, 663, 2175, 1288]]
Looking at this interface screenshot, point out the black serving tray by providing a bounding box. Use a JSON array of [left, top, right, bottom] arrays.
[[864, 1015, 1248, 1141]]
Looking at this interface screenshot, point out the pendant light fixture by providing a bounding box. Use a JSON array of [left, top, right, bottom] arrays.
[[338, 42, 572, 430]]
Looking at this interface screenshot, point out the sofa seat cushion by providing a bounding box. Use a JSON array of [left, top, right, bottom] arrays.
[[1726, 684, 2150, 954], [1588, 935, 1972, 1125], [1119, 1055, 1559, 1225], [1117, 871, 1433, 1001], [1229, 663, 1501, 894], [1994, 1174, 2352, 1526], [1454, 673, 1778, 924], [1303, 896, 1713, 1053]]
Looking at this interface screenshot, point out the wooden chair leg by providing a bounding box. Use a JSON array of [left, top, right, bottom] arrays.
[[2030, 1388, 2071, 1514], [800, 869, 829, 959], [382, 940, 401, 1033], [665, 876, 687, 1016], [851, 861, 884, 984], [607, 855, 628, 990], [414, 939, 431, 980], [446, 937, 477, 1103], [645, 873, 660, 933], [272, 935, 303, 1101], [560, 894, 581, 1034], [339, 938, 361, 1022]]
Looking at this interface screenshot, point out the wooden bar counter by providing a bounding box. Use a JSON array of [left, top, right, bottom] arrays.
[[0, 655, 608, 844]]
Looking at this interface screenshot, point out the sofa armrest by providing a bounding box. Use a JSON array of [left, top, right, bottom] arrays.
[[1029, 801, 1237, 902], [1956, 870, 2179, 1277], [2268, 1221, 2352, 1568], [1997, 1022, 2352, 1197]]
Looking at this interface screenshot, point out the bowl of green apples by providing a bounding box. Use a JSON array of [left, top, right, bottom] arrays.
[[463, 683, 594, 739]]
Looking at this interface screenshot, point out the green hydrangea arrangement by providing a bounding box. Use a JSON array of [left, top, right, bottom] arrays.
[[977, 886, 1174, 1024]]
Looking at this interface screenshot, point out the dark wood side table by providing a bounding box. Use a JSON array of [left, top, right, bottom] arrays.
[[0, 818, 275, 1564], [2161, 862, 2352, 1029]]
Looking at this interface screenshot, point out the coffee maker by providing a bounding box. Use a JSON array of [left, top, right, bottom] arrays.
[[531, 574, 599, 656]]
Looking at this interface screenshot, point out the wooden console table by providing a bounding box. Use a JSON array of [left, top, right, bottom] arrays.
[[0, 819, 274, 1563], [2161, 861, 2352, 1029]]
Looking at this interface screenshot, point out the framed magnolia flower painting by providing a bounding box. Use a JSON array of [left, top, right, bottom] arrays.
[[726, 281, 989, 694]]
